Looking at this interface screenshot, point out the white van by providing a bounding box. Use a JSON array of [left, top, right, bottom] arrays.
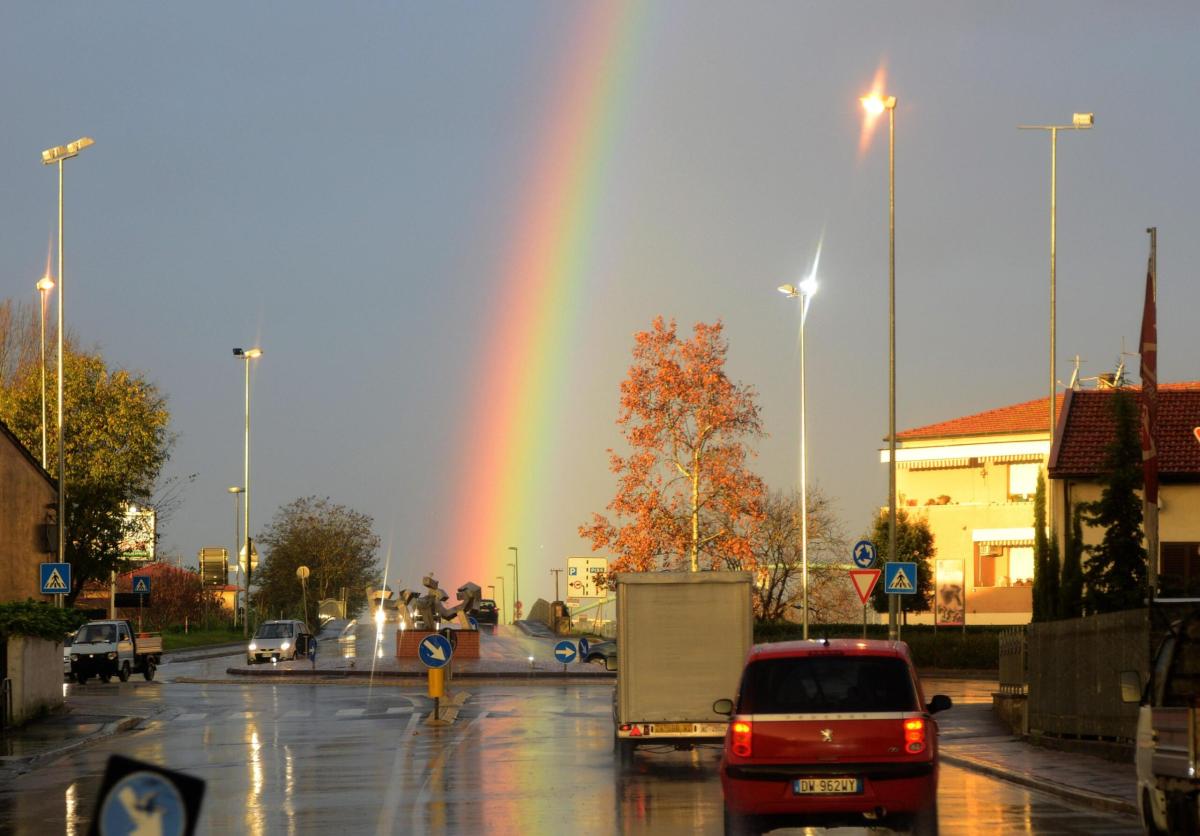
[[247, 620, 310, 664]]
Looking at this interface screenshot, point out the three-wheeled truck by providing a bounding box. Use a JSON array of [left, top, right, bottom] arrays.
[[70, 619, 163, 684]]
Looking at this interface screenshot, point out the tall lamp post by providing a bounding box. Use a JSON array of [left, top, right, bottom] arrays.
[[1019, 113, 1094, 532], [507, 562, 517, 623], [36, 274, 55, 468], [233, 346, 263, 638], [41, 136, 94, 568], [508, 546, 520, 620], [229, 486, 244, 626], [860, 92, 898, 640], [496, 576, 507, 625], [778, 275, 818, 639]]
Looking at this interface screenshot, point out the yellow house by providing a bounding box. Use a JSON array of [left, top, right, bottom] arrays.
[[881, 396, 1064, 625]]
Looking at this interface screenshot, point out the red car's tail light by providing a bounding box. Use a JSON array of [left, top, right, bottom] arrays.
[[731, 720, 752, 757], [903, 718, 926, 754]]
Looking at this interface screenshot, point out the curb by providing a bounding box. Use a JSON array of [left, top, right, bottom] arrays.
[[162, 642, 246, 663], [939, 750, 1137, 816], [0, 715, 141, 777], [224, 666, 615, 681]]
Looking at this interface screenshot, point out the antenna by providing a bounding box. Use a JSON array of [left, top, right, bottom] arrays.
[[1057, 354, 1085, 390], [1118, 336, 1139, 388]]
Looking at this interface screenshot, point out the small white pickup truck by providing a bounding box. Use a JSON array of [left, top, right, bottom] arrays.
[[70, 619, 162, 684]]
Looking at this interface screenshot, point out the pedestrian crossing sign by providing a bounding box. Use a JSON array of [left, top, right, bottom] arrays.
[[884, 561, 917, 595], [40, 562, 71, 594], [133, 575, 152, 595]]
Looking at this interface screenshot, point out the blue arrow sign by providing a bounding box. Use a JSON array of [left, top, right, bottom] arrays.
[[40, 562, 70, 595], [852, 540, 877, 569], [418, 634, 453, 669], [553, 640, 577, 664], [578, 637, 590, 659], [132, 575, 152, 595], [884, 561, 918, 595], [467, 615, 479, 630]]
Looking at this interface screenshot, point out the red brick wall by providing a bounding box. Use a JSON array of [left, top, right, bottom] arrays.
[[396, 629, 480, 659]]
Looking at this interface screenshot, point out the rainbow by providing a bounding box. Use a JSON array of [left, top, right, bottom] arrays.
[[440, 2, 644, 592]]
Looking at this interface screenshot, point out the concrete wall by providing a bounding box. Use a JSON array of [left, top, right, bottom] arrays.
[[5, 636, 63, 725], [0, 425, 58, 604]]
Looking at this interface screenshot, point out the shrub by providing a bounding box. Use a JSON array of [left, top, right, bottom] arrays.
[[0, 600, 89, 642]]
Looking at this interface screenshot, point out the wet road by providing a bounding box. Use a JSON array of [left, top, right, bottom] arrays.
[[0, 671, 1139, 835]]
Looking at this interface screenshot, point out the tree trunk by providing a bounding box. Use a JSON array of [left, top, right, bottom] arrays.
[[690, 450, 700, 572]]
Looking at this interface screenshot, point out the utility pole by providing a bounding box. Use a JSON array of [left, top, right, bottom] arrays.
[[550, 569, 563, 602]]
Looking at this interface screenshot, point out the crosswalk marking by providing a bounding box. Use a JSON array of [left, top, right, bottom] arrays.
[[385, 706, 413, 715], [282, 710, 311, 719], [335, 708, 366, 718], [229, 711, 254, 719], [176, 713, 207, 722], [161, 706, 419, 725]]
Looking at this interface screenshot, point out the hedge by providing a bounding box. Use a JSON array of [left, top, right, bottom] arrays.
[[753, 622, 1001, 670], [0, 600, 89, 642]]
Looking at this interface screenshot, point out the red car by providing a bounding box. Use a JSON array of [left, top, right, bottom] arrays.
[[717, 639, 952, 835]]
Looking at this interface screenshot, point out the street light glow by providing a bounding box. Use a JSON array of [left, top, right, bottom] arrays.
[[37, 275, 55, 292], [860, 94, 895, 115], [798, 276, 818, 297], [777, 283, 796, 297]]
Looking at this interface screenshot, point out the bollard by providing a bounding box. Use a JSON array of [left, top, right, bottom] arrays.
[[428, 667, 445, 720]]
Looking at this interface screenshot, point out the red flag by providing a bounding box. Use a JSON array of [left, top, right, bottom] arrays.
[[1140, 234, 1158, 503]]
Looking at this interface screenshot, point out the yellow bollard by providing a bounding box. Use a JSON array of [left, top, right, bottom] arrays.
[[427, 667, 445, 699]]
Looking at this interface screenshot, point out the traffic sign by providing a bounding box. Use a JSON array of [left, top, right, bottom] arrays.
[[92, 754, 205, 836], [851, 540, 877, 569], [553, 640, 577, 664], [849, 569, 881, 604], [578, 637, 590, 659], [467, 615, 479, 630], [884, 562, 918, 595], [418, 634, 453, 669], [40, 562, 70, 595], [132, 575, 152, 595]]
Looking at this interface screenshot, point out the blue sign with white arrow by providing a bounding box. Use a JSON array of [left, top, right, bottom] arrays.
[[852, 540, 877, 569], [467, 615, 479, 630], [418, 634, 453, 669], [132, 575, 152, 595], [884, 561, 918, 595], [553, 640, 578, 664], [578, 637, 590, 659], [40, 562, 70, 595]]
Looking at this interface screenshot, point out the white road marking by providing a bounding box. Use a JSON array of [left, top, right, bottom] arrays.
[[386, 706, 413, 715], [176, 713, 207, 722], [282, 710, 311, 719], [335, 708, 366, 718]]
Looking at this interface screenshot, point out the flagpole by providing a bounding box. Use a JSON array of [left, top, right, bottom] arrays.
[[1142, 227, 1158, 603]]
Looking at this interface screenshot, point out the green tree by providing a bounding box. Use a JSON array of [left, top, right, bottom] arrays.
[[1081, 390, 1146, 614], [0, 344, 173, 603], [1031, 470, 1060, 621], [1059, 503, 1085, 618], [255, 497, 381, 626], [868, 508, 935, 617]]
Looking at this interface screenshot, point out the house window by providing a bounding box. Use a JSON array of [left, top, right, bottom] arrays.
[[1008, 463, 1040, 501], [1161, 543, 1200, 597], [975, 544, 1035, 588]]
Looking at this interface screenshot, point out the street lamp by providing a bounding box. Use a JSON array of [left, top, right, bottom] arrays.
[[41, 136, 94, 569], [233, 346, 263, 637], [496, 576, 507, 626], [228, 486, 244, 626], [1019, 112, 1094, 533], [778, 274, 819, 639], [507, 562, 517, 623], [860, 91, 899, 640], [36, 274, 54, 468], [508, 546, 520, 620]]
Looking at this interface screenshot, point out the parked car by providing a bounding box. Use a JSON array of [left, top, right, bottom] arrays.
[[63, 630, 76, 680], [474, 599, 499, 626], [717, 639, 952, 835], [247, 619, 311, 664], [585, 640, 616, 667], [70, 620, 162, 684]]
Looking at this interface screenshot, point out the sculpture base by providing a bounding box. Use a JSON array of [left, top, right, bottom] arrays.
[[396, 629, 480, 660]]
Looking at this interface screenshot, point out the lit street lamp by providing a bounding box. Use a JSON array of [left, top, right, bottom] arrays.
[[41, 136, 94, 572], [233, 346, 263, 637], [36, 274, 54, 468], [860, 91, 898, 640], [1019, 112, 1094, 533], [229, 486, 244, 626], [778, 274, 818, 639]]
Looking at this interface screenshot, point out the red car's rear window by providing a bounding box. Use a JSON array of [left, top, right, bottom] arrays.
[[738, 656, 918, 714]]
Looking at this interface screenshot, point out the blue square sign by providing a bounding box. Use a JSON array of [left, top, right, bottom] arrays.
[[41, 562, 71, 595], [884, 561, 918, 595]]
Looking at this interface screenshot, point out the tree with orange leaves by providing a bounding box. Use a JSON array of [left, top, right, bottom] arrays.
[[580, 316, 765, 575]]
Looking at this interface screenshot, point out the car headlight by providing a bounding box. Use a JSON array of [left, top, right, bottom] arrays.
[[281, 641, 290, 651], [248, 642, 257, 651], [107, 652, 118, 660], [71, 653, 79, 661]]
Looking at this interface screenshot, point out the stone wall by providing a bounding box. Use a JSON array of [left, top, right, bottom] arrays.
[[5, 636, 63, 725]]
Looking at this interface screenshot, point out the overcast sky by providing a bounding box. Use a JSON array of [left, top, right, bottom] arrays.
[[2, 2, 1197, 604]]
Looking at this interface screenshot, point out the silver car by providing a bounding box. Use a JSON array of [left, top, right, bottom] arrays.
[[247, 619, 310, 664]]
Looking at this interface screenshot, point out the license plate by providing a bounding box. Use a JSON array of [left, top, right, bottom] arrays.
[[793, 777, 860, 795], [651, 723, 693, 733]]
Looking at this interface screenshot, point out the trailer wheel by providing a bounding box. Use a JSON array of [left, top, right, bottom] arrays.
[[143, 661, 156, 681]]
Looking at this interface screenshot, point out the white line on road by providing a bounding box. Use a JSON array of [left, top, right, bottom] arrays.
[[335, 708, 366, 718], [175, 713, 207, 722], [281, 710, 311, 719], [385, 706, 413, 715]]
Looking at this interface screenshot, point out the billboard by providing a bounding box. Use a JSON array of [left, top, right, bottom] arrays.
[[199, 547, 229, 586], [566, 557, 608, 600], [119, 505, 156, 561], [935, 559, 965, 626]]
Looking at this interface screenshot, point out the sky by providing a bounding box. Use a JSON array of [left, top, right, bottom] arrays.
[[2, 2, 1198, 607]]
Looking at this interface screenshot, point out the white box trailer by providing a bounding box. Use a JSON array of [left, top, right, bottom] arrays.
[[613, 571, 753, 761]]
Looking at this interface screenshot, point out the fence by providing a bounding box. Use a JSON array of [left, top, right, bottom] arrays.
[[997, 627, 1027, 695], [1026, 609, 1148, 741]]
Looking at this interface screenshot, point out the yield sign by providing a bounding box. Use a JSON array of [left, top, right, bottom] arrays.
[[850, 569, 882, 605]]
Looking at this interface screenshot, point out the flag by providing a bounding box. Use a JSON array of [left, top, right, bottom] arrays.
[[1140, 232, 1158, 504]]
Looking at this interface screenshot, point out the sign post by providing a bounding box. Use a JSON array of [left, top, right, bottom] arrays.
[[132, 575, 151, 632], [850, 542, 878, 637], [884, 562, 918, 640], [553, 640, 578, 672], [849, 569, 881, 638], [418, 633, 454, 721], [40, 562, 71, 607]]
